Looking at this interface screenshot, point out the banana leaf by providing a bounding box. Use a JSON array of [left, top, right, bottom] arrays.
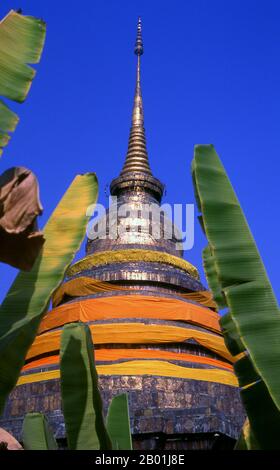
[[202, 245, 226, 309], [221, 312, 257, 449], [106, 393, 132, 450], [0, 9, 46, 155], [220, 312, 246, 357], [60, 322, 112, 450], [221, 312, 280, 449], [22, 412, 57, 450], [234, 418, 259, 450], [0, 173, 98, 415], [192, 144, 280, 448]]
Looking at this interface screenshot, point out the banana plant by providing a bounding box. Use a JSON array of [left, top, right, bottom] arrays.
[[192, 144, 280, 449], [22, 413, 58, 450], [60, 322, 132, 450], [107, 393, 133, 450], [60, 322, 112, 450], [19, 323, 132, 450], [0, 10, 46, 270], [0, 173, 98, 416], [0, 9, 46, 155]]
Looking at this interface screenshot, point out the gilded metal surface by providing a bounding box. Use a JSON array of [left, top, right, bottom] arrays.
[[110, 172, 164, 202], [110, 17, 164, 202], [87, 192, 183, 256], [93, 20, 184, 259], [66, 262, 204, 292], [67, 249, 199, 279], [121, 17, 151, 176], [134, 17, 144, 56]]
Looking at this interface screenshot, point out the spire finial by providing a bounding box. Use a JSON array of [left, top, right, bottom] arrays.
[[110, 18, 164, 202], [134, 17, 143, 56], [120, 17, 152, 175]]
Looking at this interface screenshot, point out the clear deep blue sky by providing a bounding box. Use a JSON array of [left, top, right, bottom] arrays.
[[0, 0, 279, 303]]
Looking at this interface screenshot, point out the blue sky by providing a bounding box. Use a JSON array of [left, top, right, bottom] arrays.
[[0, 0, 279, 302]]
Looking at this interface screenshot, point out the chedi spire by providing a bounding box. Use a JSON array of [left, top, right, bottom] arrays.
[[120, 17, 152, 175], [110, 18, 164, 202]]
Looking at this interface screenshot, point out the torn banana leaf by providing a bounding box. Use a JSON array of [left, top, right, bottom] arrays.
[[192, 144, 280, 449], [0, 173, 98, 416], [22, 412, 57, 450], [0, 9, 46, 155], [106, 393, 132, 450], [60, 322, 112, 450]]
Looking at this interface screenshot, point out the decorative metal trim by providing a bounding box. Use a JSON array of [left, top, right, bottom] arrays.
[[66, 249, 199, 279]]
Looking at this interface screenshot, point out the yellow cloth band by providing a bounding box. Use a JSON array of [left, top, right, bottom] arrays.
[[18, 360, 238, 387], [52, 277, 216, 309], [28, 322, 233, 362], [23, 349, 233, 372]]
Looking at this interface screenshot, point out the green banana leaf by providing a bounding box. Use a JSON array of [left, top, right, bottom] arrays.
[[220, 312, 257, 449], [220, 312, 246, 357], [106, 393, 132, 450], [0, 9, 46, 155], [221, 313, 279, 449], [192, 144, 280, 449], [22, 412, 58, 450], [234, 418, 259, 450], [0, 173, 98, 415], [60, 322, 112, 450], [202, 245, 226, 309]]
